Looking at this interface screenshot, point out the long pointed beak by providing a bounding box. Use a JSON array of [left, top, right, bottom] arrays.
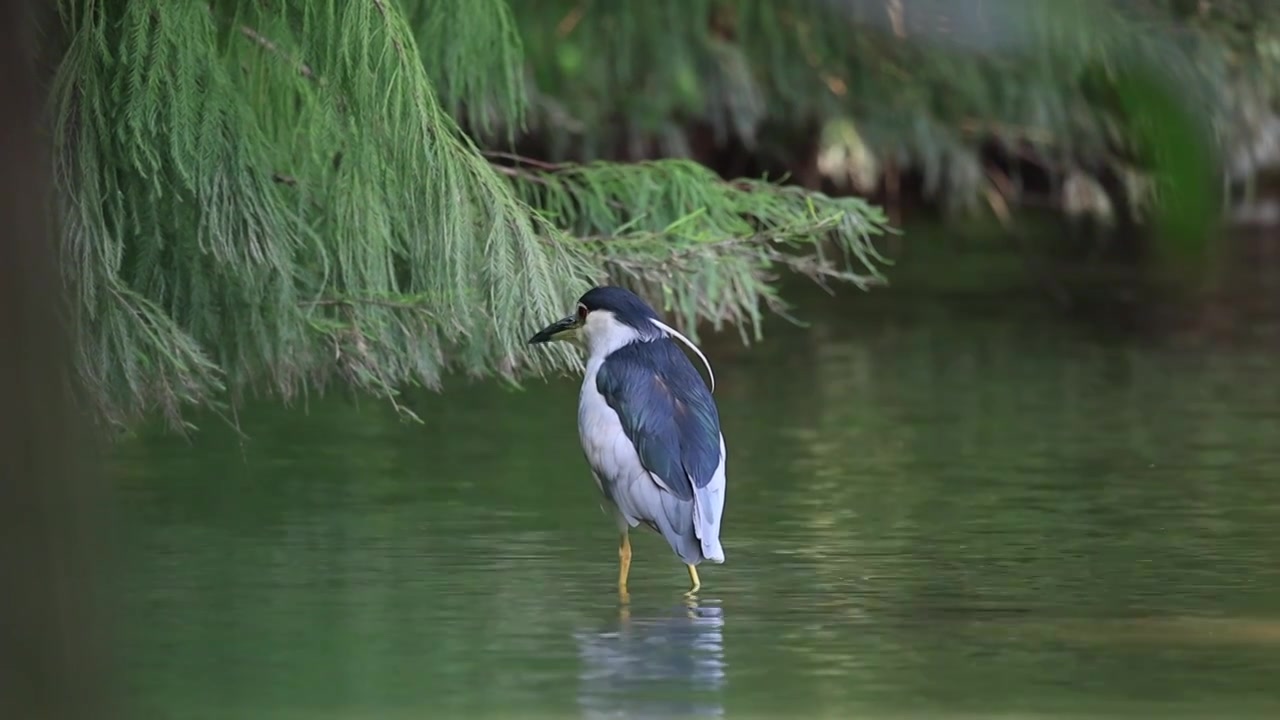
[[528, 315, 578, 344]]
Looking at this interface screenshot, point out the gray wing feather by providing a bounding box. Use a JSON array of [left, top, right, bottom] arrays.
[[597, 339, 727, 564], [595, 339, 722, 499]]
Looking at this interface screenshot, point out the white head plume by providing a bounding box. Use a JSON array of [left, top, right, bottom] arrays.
[[648, 318, 716, 393]]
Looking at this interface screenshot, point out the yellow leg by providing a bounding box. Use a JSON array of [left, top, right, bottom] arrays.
[[685, 563, 701, 595], [618, 533, 632, 593]]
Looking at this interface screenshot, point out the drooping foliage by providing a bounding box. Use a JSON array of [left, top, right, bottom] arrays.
[[49, 0, 892, 429], [499, 1, 1252, 219], [49, 0, 1267, 429]]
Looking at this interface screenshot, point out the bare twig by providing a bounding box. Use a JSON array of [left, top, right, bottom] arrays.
[[556, 5, 586, 37], [301, 297, 436, 317], [238, 25, 315, 81], [488, 163, 550, 185], [481, 150, 567, 171]]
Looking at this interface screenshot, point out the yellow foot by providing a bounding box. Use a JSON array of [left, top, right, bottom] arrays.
[[682, 594, 699, 617], [618, 533, 632, 594], [684, 563, 701, 596]]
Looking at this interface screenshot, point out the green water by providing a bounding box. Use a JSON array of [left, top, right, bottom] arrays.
[[111, 255, 1280, 718]]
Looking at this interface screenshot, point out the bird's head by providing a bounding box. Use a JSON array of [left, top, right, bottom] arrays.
[[528, 286, 717, 390], [527, 286, 662, 355]]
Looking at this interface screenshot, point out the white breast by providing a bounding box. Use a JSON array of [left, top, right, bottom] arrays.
[[577, 356, 650, 525]]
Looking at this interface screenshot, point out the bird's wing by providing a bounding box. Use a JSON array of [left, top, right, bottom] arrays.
[[595, 339, 722, 501]]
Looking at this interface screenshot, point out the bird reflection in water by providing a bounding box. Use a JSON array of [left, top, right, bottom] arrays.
[[575, 598, 726, 718]]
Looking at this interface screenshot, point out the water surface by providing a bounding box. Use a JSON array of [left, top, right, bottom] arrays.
[[113, 238, 1280, 719]]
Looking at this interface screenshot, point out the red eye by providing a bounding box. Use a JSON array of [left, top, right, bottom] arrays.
[[577, 304, 589, 321]]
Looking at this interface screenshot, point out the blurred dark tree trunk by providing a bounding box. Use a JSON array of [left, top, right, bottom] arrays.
[[0, 1, 113, 719]]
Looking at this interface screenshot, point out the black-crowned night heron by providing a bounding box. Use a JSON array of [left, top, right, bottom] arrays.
[[529, 286, 726, 595]]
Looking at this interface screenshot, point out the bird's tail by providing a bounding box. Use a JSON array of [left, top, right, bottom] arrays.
[[692, 486, 725, 564], [700, 535, 725, 564]]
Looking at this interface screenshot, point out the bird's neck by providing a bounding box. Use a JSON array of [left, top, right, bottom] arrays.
[[583, 313, 656, 361], [586, 332, 651, 363]]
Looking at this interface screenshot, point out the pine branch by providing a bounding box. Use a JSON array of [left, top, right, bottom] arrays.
[[47, 0, 1245, 434], [50, 0, 589, 430], [502, 157, 892, 341], [52, 0, 885, 432]]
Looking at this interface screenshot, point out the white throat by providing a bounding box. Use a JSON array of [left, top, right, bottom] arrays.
[[582, 310, 645, 360]]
